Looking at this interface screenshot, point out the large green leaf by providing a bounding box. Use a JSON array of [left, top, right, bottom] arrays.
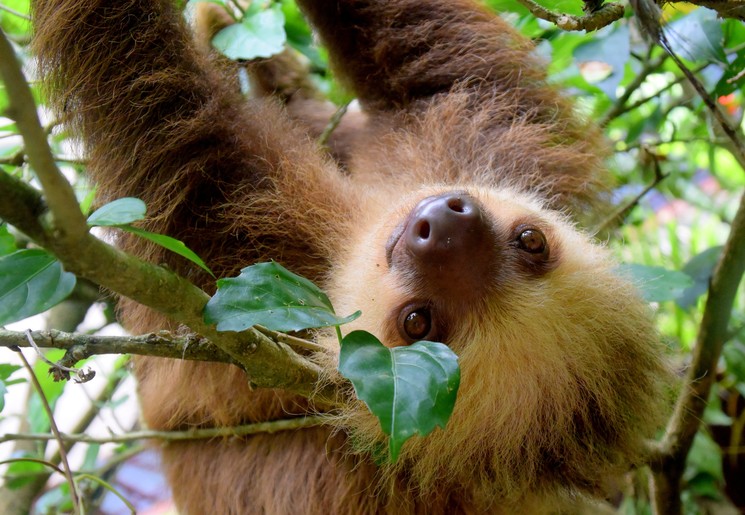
[[338, 330, 460, 462], [617, 263, 693, 303], [666, 8, 726, 63], [205, 261, 359, 332], [86, 197, 146, 227], [212, 4, 286, 60], [0, 249, 76, 325]]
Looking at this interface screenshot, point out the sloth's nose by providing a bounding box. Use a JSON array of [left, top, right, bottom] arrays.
[[392, 192, 497, 301], [404, 193, 485, 258]]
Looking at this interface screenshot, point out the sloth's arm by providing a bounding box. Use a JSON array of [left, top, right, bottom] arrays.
[[32, 0, 350, 284], [294, 0, 547, 112]]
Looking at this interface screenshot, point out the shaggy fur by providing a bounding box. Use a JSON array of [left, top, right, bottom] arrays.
[[32, 0, 669, 513]]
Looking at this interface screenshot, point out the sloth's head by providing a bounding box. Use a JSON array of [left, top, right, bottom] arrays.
[[328, 185, 670, 505]]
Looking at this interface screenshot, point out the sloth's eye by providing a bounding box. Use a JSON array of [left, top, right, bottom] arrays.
[[517, 228, 547, 254], [398, 305, 434, 343]]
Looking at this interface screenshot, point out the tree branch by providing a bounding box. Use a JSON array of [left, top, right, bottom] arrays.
[[514, 0, 625, 31], [650, 190, 745, 513], [0, 416, 327, 445], [0, 28, 88, 243], [0, 328, 237, 367]]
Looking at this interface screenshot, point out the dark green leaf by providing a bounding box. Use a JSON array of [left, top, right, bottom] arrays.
[[677, 246, 722, 309], [0, 249, 76, 325], [684, 431, 723, 483], [205, 261, 359, 332], [338, 330, 460, 462], [617, 263, 693, 303], [715, 51, 745, 96], [213, 4, 286, 60], [87, 197, 146, 227], [122, 226, 214, 277]]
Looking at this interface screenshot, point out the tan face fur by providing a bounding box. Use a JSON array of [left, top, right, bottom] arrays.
[[326, 184, 668, 508]]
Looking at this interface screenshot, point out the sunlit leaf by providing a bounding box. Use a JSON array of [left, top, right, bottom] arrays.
[[212, 4, 286, 60], [205, 261, 359, 332], [86, 197, 146, 227], [338, 330, 460, 462]]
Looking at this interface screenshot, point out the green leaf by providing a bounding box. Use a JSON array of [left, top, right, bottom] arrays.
[[27, 349, 66, 433], [666, 8, 726, 63], [0, 0, 31, 39], [122, 226, 214, 277], [617, 263, 693, 303], [0, 224, 17, 255], [204, 261, 360, 332], [4, 455, 47, 490], [0, 249, 76, 326], [212, 4, 286, 60], [684, 431, 723, 483], [677, 246, 722, 309], [715, 51, 745, 96], [0, 364, 21, 413], [723, 341, 745, 383], [86, 197, 146, 227], [338, 330, 461, 462]]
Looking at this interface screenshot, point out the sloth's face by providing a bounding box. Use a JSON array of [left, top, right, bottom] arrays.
[[330, 184, 604, 350]]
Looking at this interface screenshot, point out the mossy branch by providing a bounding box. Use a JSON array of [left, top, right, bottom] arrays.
[[514, 0, 624, 31]]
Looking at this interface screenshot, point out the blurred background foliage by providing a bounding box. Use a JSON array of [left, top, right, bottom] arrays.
[[1, 0, 744, 513]]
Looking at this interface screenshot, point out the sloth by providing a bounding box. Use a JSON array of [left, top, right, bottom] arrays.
[[32, 0, 670, 513]]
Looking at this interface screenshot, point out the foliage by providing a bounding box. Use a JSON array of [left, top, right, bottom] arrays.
[[1, 0, 744, 513]]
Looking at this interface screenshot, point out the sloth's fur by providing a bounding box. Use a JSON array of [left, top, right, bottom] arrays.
[[33, 0, 670, 512]]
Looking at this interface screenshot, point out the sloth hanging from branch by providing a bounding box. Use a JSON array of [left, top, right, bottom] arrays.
[[31, 0, 670, 513]]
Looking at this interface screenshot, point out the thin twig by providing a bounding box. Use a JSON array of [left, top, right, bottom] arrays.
[[15, 347, 81, 514], [318, 101, 350, 147], [254, 325, 326, 353], [24, 329, 94, 383], [0, 415, 328, 444], [600, 52, 668, 127], [594, 147, 667, 234]]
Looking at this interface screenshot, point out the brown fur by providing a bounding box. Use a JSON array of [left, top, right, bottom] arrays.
[[32, 0, 669, 513]]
